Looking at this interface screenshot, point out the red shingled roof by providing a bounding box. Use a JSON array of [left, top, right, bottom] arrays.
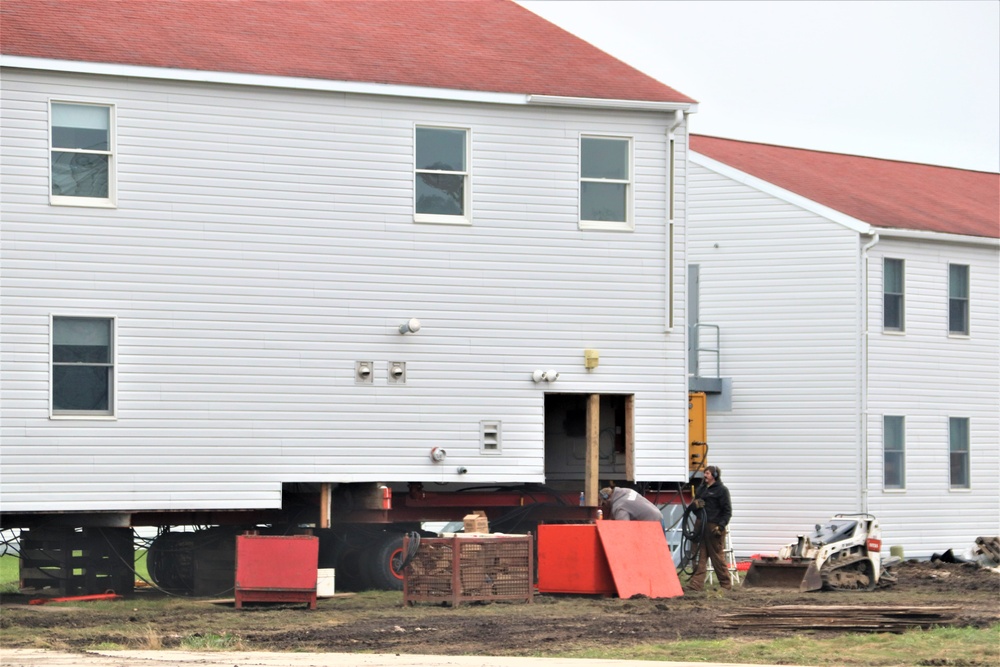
[[0, 0, 694, 104], [691, 135, 999, 239]]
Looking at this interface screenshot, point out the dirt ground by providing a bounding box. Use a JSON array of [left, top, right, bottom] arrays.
[[1, 561, 997, 657]]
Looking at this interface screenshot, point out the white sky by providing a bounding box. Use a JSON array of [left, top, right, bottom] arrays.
[[520, 1, 1000, 172]]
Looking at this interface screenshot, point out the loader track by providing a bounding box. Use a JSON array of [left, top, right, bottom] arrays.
[[820, 552, 876, 591]]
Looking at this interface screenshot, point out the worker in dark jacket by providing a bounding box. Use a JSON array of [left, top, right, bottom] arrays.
[[599, 486, 667, 533], [686, 465, 733, 592]]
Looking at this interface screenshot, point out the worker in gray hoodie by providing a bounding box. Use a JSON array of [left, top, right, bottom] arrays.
[[599, 486, 667, 533]]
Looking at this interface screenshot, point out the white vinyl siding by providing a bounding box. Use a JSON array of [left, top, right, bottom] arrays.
[[687, 161, 862, 556], [0, 68, 690, 512]]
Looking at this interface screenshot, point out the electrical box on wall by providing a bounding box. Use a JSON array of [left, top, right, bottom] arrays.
[[355, 361, 374, 384], [388, 361, 406, 384]]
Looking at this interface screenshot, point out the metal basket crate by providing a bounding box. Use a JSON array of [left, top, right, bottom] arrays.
[[403, 534, 533, 607]]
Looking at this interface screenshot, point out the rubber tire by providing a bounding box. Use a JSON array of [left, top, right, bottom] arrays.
[[366, 532, 406, 591]]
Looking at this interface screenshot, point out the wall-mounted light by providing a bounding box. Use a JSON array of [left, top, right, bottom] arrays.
[[531, 369, 559, 383], [430, 447, 447, 462], [399, 318, 421, 334]]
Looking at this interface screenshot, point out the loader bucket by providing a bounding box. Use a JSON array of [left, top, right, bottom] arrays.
[[743, 559, 818, 590]]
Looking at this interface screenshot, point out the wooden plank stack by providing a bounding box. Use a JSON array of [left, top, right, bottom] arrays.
[[720, 605, 962, 633]]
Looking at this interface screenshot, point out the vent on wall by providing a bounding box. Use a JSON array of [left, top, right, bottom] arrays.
[[480, 420, 501, 455]]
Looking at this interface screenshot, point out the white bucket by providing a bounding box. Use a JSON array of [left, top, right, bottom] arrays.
[[317, 568, 336, 597]]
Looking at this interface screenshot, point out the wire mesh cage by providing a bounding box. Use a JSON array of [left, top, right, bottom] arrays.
[[403, 534, 533, 606]]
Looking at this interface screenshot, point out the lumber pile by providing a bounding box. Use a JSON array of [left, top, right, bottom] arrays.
[[720, 605, 961, 633]]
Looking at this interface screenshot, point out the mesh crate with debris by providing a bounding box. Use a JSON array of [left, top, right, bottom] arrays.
[[403, 534, 533, 606]]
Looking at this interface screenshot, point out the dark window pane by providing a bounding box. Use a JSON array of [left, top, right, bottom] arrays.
[[949, 299, 969, 334], [582, 138, 628, 179], [581, 182, 626, 221], [51, 103, 109, 150], [416, 128, 465, 171], [53, 366, 110, 411], [884, 294, 903, 330], [416, 173, 464, 215], [54, 318, 110, 362], [52, 151, 109, 198], [884, 259, 903, 293], [950, 453, 969, 488], [52, 126, 109, 151], [884, 452, 904, 489], [949, 265, 969, 299]]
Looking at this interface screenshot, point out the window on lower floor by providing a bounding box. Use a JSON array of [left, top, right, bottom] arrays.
[[883, 258, 904, 332], [949, 417, 970, 489], [414, 125, 469, 224], [52, 316, 115, 416], [883, 415, 905, 489], [580, 135, 632, 230], [50, 101, 115, 206], [949, 264, 969, 335]]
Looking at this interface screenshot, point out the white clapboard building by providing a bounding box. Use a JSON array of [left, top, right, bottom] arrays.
[[0, 0, 698, 520], [688, 135, 999, 559]]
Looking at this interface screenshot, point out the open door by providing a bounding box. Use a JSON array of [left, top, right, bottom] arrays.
[[543, 393, 634, 487]]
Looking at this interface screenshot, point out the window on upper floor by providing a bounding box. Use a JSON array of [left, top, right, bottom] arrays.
[[50, 101, 115, 207], [949, 417, 970, 489], [948, 264, 970, 335], [883, 258, 904, 332], [580, 135, 632, 231], [883, 415, 905, 490], [52, 316, 115, 417], [414, 126, 469, 224]]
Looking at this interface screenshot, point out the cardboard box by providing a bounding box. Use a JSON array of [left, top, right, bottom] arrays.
[[463, 511, 490, 534]]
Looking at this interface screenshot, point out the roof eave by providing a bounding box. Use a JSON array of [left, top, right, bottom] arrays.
[[527, 94, 697, 113], [2, 55, 695, 111]]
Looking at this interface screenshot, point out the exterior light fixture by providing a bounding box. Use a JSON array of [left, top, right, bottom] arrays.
[[532, 369, 559, 383], [399, 318, 421, 334]]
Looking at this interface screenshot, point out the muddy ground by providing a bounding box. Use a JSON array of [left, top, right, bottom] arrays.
[[1, 561, 997, 657]]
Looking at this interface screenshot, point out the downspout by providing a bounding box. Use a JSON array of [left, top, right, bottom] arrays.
[[860, 232, 880, 514], [665, 109, 684, 332]]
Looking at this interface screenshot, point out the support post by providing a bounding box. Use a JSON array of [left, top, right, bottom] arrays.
[[585, 394, 600, 506], [319, 483, 331, 529], [625, 394, 635, 481]]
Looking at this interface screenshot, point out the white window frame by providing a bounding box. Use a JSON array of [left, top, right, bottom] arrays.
[[949, 417, 970, 490], [883, 258, 905, 333], [48, 100, 117, 208], [882, 415, 905, 490], [579, 134, 633, 231], [50, 314, 117, 420], [413, 124, 471, 225], [948, 263, 970, 336]]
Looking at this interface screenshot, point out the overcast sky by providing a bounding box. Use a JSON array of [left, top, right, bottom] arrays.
[[520, 1, 1000, 173]]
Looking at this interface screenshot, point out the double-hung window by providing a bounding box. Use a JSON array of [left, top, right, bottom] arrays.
[[949, 417, 970, 489], [883, 415, 905, 489], [883, 258, 904, 332], [948, 264, 970, 335], [414, 126, 469, 224], [52, 316, 115, 417], [580, 135, 632, 230], [50, 101, 115, 206]]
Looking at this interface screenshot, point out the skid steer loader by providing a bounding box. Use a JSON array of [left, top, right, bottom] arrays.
[[745, 514, 900, 592]]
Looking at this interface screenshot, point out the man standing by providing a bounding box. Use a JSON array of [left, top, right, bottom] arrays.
[[599, 486, 667, 533], [686, 465, 733, 592]]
